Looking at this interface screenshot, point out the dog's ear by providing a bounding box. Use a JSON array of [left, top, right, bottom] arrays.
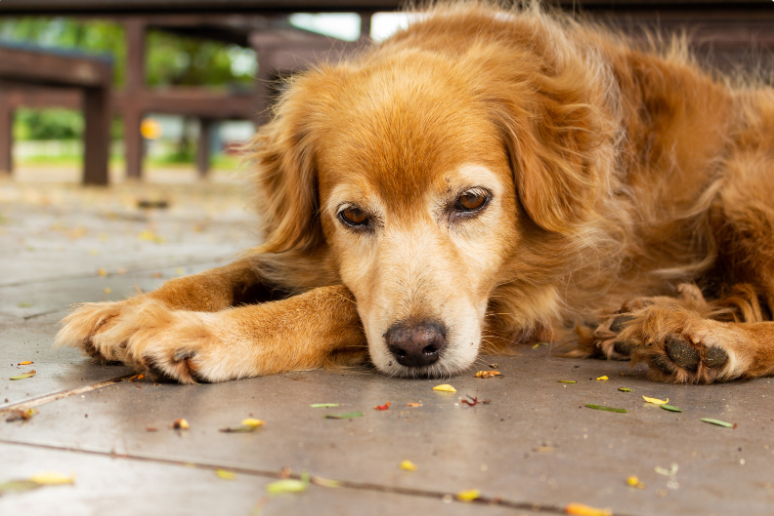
[[475, 49, 608, 234], [251, 68, 344, 254]]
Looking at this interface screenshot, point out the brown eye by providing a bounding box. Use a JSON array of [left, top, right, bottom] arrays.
[[456, 192, 486, 212], [339, 206, 368, 227]]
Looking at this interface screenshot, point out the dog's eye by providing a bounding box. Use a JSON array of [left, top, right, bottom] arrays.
[[455, 191, 487, 212], [339, 206, 369, 227]]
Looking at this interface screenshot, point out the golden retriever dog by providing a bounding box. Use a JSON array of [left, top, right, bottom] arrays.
[[56, 2, 774, 385]]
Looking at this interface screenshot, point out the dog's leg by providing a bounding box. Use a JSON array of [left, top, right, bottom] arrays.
[[84, 286, 365, 383], [56, 258, 267, 361]]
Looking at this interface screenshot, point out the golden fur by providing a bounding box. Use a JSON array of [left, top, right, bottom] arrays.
[[57, 2, 774, 383]]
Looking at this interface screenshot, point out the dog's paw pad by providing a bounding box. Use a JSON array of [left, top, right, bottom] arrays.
[[612, 341, 635, 356], [704, 347, 729, 369], [664, 334, 701, 372]]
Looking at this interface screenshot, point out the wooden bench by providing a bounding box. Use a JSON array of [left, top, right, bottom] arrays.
[[0, 42, 113, 185]]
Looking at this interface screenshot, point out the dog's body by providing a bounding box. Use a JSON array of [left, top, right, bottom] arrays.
[[57, 3, 774, 384]]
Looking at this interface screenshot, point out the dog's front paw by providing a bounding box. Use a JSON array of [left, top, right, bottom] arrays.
[[89, 300, 222, 384], [56, 300, 138, 362]]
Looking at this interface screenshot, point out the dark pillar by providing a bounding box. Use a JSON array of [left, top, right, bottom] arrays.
[[360, 12, 373, 40], [254, 50, 273, 127], [197, 118, 213, 178], [82, 86, 110, 185], [124, 18, 145, 180], [0, 91, 13, 176]]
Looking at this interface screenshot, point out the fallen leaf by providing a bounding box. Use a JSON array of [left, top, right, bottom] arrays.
[[618, 387, 632, 392], [400, 460, 417, 471], [266, 479, 308, 494], [565, 503, 612, 516], [146, 426, 158, 432], [128, 373, 145, 382], [0, 480, 41, 495], [18, 361, 33, 366], [5, 408, 38, 422], [310, 475, 341, 488], [104, 288, 111, 294], [98, 268, 107, 277], [642, 396, 669, 405], [324, 412, 364, 420], [176, 267, 185, 275], [701, 418, 733, 428], [627, 476, 645, 489], [456, 489, 481, 502], [29, 472, 75, 485], [433, 384, 456, 393], [220, 418, 265, 433], [585, 404, 627, 413], [310, 403, 339, 408], [558, 380, 577, 384], [596, 376, 609, 381], [138, 230, 166, 243], [660, 404, 683, 412], [461, 395, 478, 407], [215, 469, 236, 480], [655, 463, 678, 476], [406, 403, 423, 407], [17, 302, 33, 308], [374, 402, 391, 411], [475, 371, 502, 379], [89, 249, 100, 256], [152, 272, 163, 279], [487, 363, 499, 368], [173, 418, 190, 430], [10, 370, 36, 380]]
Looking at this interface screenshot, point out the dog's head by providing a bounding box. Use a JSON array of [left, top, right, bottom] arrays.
[[253, 18, 606, 376]]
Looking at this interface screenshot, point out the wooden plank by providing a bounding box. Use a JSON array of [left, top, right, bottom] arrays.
[[82, 86, 111, 185], [0, 91, 12, 175], [197, 118, 213, 178], [0, 46, 111, 88], [0, 0, 767, 17]]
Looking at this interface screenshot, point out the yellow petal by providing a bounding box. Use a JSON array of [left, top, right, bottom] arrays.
[[215, 469, 236, 480], [29, 472, 75, 485], [433, 384, 456, 393], [173, 418, 190, 429], [241, 418, 265, 428], [400, 460, 417, 471], [596, 376, 608, 381], [642, 396, 669, 405], [565, 503, 612, 516], [456, 489, 481, 502]]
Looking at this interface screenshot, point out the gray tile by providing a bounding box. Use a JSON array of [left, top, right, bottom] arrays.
[[0, 260, 228, 318], [0, 443, 516, 516], [0, 315, 130, 409], [3, 350, 772, 515]]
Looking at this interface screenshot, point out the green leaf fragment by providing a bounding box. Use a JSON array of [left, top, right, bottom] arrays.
[[701, 418, 733, 428], [586, 404, 627, 413], [0, 480, 41, 494], [618, 388, 632, 392], [9, 372, 35, 381], [219, 425, 259, 433], [660, 404, 683, 412], [266, 479, 308, 494], [310, 403, 339, 408], [324, 412, 363, 419], [558, 380, 576, 384]]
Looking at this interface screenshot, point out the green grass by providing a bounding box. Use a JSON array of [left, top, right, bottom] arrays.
[[17, 152, 242, 171]]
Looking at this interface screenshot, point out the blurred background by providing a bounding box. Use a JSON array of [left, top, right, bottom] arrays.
[[0, 0, 770, 186]]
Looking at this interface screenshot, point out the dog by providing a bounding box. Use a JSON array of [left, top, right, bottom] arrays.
[[56, 2, 774, 384]]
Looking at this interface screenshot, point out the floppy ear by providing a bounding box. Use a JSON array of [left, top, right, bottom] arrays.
[[475, 48, 608, 234], [250, 67, 346, 254]]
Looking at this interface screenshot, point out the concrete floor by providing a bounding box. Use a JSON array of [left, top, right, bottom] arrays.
[[1, 176, 773, 516]]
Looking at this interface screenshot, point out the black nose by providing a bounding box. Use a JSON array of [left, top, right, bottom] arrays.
[[385, 322, 446, 367]]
